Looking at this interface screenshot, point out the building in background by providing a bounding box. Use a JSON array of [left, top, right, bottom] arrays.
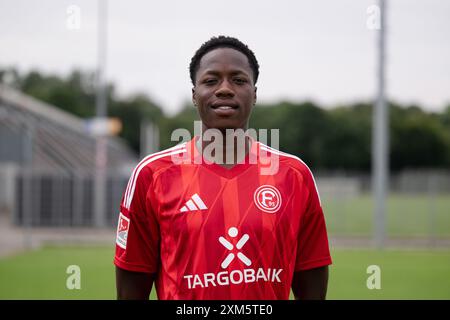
[[0, 84, 137, 227]]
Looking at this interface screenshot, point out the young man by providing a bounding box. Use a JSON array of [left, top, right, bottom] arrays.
[[114, 36, 332, 300]]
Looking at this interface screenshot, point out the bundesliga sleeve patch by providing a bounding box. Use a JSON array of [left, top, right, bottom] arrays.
[[116, 212, 130, 249]]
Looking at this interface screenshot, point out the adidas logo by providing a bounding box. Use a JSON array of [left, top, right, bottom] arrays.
[[180, 193, 208, 212]]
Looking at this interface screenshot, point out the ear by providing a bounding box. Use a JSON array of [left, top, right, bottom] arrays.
[[253, 86, 257, 104], [192, 87, 197, 106]]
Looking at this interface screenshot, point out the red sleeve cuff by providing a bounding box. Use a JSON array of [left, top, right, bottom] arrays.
[[114, 257, 156, 273], [295, 256, 332, 271]]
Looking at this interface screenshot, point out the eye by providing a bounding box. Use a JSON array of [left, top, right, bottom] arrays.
[[233, 78, 247, 85], [203, 78, 217, 85]]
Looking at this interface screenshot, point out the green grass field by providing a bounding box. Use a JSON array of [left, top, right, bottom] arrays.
[[322, 193, 450, 237], [0, 246, 449, 299]]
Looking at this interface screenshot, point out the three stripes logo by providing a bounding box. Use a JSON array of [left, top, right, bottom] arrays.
[[180, 193, 208, 212]]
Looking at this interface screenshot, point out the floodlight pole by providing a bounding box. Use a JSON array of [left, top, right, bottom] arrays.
[[373, 0, 388, 248], [94, 0, 108, 227]]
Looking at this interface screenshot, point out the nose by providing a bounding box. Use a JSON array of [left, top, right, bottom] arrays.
[[215, 80, 235, 98]]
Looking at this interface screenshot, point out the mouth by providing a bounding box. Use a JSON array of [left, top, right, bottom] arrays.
[[211, 102, 239, 110], [210, 102, 239, 116], [212, 105, 235, 110]]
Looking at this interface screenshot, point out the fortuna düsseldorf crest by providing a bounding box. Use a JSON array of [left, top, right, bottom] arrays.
[[253, 185, 282, 213]]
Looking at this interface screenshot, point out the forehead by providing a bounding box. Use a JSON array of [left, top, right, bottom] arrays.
[[197, 47, 252, 77]]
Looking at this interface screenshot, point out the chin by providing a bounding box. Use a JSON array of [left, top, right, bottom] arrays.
[[207, 120, 243, 132]]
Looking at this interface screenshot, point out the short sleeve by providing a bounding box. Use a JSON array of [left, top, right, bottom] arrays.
[[114, 165, 160, 273], [294, 168, 332, 271]]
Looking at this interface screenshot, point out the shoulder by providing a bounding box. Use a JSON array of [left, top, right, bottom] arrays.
[[257, 142, 313, 177], [133, 142, 188, 176], [122, 143, 188, 209], [257, 142, 322, 204]]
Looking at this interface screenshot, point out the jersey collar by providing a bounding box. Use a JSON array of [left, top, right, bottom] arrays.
[[188, 135, 259, 179]]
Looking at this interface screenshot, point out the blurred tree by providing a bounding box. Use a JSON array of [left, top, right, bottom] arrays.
[[390, 104, 449, 170], [20, 69, 98, 118], [110, 94, 163, 152], [440, 104, 450, 128], [159, 103, 198, 150], [439, 104, 450, 166], [0, 67, 164, 154], [2, 67, 449, 171], [251, 101, 328, 169], [323, 103, 372, 171]]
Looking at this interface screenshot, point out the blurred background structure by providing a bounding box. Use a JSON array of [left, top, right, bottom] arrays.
[[0, 0, 449, 299], [0, 84, 138, 255], [0, 84, 136, 223]]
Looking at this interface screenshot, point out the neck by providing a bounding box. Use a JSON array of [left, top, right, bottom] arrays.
[[197, 125, 251, 168]]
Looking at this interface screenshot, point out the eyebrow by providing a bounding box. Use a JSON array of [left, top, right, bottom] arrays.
[[201, 69, 250, 77]]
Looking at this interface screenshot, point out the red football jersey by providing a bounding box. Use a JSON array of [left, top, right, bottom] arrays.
[[114, 136, 332, 300]]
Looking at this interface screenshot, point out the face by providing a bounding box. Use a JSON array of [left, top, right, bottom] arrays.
[[192, 47, 257, 131]]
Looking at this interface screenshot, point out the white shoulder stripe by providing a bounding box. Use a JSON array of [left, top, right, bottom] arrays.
[[260, 145, 322, 206], [125, 148, 187, 209], [124, 143, 186, 209], [123, 143, 186, 205]]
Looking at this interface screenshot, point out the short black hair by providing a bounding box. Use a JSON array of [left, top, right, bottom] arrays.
[[189, 35, 259, 86]]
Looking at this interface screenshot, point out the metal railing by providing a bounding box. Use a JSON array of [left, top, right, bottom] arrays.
[[14, 168, 128, 227]]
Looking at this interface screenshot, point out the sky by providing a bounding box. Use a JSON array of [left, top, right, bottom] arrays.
[[0, 0, 449, 115]]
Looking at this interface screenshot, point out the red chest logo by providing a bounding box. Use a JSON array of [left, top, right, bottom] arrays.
[[253, 185, 282, 213]]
